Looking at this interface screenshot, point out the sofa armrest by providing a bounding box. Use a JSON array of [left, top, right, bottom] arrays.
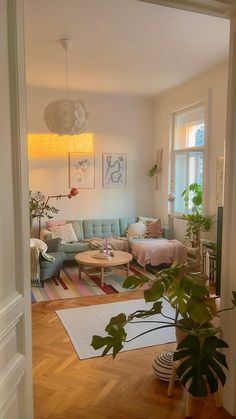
[[163, 225, 171, 240], [40, 228, 53, 240], [44, 238, 62, 253]]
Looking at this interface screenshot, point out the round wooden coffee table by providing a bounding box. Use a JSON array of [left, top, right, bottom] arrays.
[[75, 250, 133, 287]]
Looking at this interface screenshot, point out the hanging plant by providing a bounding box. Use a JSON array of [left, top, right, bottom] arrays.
[[147, 164, 157, 177]]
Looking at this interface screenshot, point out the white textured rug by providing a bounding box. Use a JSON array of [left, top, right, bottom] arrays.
[[56, 298, 176, 359]]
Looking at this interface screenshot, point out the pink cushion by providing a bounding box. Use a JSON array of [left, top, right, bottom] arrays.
[[46, 219, 66, 228], [146, 220, 163, 238]]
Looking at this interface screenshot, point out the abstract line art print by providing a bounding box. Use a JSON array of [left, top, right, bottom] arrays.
[[69, 153, 95, 189], [102, 153, 127, 189]]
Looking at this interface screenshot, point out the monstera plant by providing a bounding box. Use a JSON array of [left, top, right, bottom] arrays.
[[91, 264, 236, 397]]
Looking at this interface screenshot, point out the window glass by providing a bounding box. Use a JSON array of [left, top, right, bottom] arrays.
[[174, 105, 205, 150], [172, 103, 205, 214]]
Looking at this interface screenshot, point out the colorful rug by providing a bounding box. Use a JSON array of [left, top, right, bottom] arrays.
[[31, 261, 158, 303]]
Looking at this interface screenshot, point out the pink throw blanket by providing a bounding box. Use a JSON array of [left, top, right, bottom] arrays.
[[131, 239, 186, 267]]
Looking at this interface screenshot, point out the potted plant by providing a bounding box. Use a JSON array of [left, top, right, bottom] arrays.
[[29, 191, 59, 237], [91, 263, 236, 398], [147, 164, 158, 177], [181, 183, 214, 248]]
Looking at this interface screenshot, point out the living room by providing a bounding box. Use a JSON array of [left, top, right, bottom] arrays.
[[2, 1, 236, 418], [26, 0, 232, 417]]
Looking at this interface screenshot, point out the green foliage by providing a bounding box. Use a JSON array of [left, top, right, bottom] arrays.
[[174, 335, 228, 397], [147, 164, 157, 177], [91, 262, 236, 397], [91, 313, 127, 358], [183, 212, 214, 247], [123, 274, 150, 289], [181, 183, 215, 247], [181, 182, 202, 211], [29, 191, 59, 220]]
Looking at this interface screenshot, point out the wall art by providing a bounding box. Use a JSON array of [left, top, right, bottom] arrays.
[[69, 152, 95, 189], [102, 153, 127, 189]]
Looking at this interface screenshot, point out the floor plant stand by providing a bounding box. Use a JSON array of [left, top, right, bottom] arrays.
[[167, 363, 222, 417]]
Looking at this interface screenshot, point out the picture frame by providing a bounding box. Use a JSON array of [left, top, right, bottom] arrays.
[[69, 152, 95, 189], [102, 153, 127, 189]]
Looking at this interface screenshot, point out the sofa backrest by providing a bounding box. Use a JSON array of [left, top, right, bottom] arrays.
[[119, 217, 137, 237], [83, 219, 120, 239]]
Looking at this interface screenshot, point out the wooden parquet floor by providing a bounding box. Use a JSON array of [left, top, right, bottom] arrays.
[[32, 291, 232, 419]]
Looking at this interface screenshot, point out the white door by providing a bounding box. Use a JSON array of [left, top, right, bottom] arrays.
[[0, 0, 33, 418]]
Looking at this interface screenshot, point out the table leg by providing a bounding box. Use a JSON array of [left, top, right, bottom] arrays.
[[126, 262, 130, 278], [101, 267, 104, 287], [78, 264, 82, 281]]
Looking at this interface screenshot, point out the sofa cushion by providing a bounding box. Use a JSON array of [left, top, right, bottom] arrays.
[[119, 217, 137, 237], [68, 220, 84, 240], [46, 219, 66, 228], [61, 242, 90, 253], [129, 237, 160, 249], [126, 222, 147, 239], [146, 219, 163, 238], [139, 216, 160, 223], [48, 223, 78, 244], [83, 219, 120, 239]]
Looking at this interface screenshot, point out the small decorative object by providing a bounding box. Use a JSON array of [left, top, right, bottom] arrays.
[[69, 152, 95, 189], [152, 351, 177, 382], [29, 188, 79, 237], [168, 192, 175, 202], [44, 39, 89, 135], [103, 153, 127, 189]]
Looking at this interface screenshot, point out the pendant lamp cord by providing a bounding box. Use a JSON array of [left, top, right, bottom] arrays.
[[65, 48, 68, 98]]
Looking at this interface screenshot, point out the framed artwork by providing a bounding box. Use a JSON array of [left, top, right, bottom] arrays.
[[216, 156, 224, 206], [69, 153, 95, 189], [102, 153, 127, 189]]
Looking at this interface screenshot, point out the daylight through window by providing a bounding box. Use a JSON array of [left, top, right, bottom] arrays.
[[172, 103, 205, 214]]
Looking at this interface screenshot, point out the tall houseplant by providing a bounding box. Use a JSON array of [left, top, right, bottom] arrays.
[[92, 263, 236, 397], [181, 183, 214, 248]]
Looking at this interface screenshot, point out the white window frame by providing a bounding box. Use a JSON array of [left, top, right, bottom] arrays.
[[169, 96, 209, 217]]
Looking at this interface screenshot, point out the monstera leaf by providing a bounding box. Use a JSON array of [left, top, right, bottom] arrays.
[[91, 313, 127, 358], [128, 301, 163, 321], [122, 274, 149, 289], [173, 335, 228, 397]]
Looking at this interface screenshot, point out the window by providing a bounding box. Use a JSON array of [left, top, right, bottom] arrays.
[[171, 103, 206, 214]]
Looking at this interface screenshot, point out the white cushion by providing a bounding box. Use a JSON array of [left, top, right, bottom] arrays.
[[48, 223, 78, 244], [126, 222, 147, 239], [139, 216, 159, 222]]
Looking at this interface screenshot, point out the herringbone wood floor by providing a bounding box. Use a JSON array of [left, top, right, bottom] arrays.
[[32, 291, 232, 419]]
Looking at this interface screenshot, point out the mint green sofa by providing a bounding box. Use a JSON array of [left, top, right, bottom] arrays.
[[42, 217, 171, 261]]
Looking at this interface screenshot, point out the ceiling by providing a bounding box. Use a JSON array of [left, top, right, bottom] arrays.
[[138, 0, 236, 19], [24, 0, 230, 96]]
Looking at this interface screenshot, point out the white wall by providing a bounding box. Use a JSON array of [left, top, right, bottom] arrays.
[[27, 87, 155, 228], [153, 63, 228, 241]]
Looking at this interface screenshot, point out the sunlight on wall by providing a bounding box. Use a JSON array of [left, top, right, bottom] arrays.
[[28, 133, 94, 157]]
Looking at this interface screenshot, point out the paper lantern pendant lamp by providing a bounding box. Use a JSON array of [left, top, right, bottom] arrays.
[[44, 98, 89, 135], [44, 38, 89, 135]]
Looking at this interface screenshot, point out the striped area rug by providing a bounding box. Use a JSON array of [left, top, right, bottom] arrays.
[[31, 261, 156, 303]]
